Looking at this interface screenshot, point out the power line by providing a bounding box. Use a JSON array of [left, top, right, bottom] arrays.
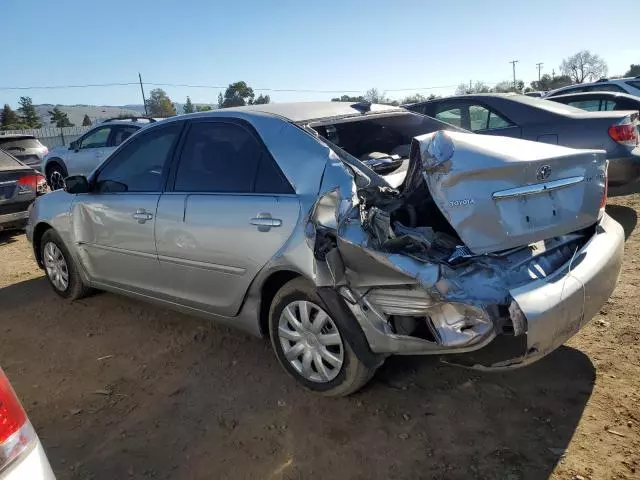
[[0, 80, 509, 94], [0, 82, 139, 91]]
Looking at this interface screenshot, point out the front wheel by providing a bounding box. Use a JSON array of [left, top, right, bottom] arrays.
[[41, 229, 89, 300], [269, 278, 377, 396]]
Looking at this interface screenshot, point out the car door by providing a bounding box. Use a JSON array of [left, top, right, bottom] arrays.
[[67, 126, 113, 176], [155, 118, 299, 316], [71, 122, 184, 294]]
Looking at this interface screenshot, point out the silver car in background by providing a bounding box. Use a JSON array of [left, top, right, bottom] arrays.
[[27, 102, 624, 396], [0, 135, 48, 171]]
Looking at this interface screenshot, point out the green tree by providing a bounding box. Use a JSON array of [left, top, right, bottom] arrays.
[[252, 93, 270, 105], [530, 74, 573, 91], [183, 96, 195, 114], [196, 105, 212, 112], [560, 50, 608, 83], [17, 96, 41, 128], [331, 94, 365, 102], [82, 114, 92, 126], [624, 64, 640, 77], [218, 81, 256, 108], [48, 107, 74, 127], [455, 81, 491, 95], [145, 88, 177, 117], [1, 104, 22, 130]]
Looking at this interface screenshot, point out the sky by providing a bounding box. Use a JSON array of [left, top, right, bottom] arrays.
[[2, 0, 639, 108]]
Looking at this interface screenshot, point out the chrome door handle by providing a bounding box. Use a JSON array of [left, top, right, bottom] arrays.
[[250, 213, 282, 231], [132, 209, 154, 223]]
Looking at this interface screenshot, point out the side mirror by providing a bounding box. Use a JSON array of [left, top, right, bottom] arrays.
[[64, 175, 90, 194], [69, 141, 79, 151]]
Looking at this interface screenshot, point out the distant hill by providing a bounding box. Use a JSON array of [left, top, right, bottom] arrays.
[[34, 103, 216, 126], [35, 105, 142, 126]]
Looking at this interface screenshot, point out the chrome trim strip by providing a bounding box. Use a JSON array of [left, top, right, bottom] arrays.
[[492, 176, 584, 200], [158, 254, 245, 275], [78, 242, 157, 260]]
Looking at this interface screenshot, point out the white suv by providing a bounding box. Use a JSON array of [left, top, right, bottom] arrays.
[[544, 76, 640, 99], [42, 117, 156, 190]]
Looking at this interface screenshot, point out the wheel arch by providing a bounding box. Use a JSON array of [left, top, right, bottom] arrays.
[[32, 221, 54, 268], [258, 270, 301, 337], [44, 158, 68, 176]]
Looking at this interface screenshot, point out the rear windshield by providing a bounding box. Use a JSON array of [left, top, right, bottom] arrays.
[[0, 149, 24, 168], [310, 112, 462, 160], [0, 137, 43, 150]]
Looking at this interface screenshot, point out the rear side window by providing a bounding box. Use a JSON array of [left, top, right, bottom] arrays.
[[0, 150, 23, 168], [602, 100, 617, 111], [567, 99, 601, 111], [626, 80, 640, 89], [434, 107, 463, 128], [468, 105, 512, 131], [0, 137, 42, 150], [592, 84, 626, 93], [174, 121, 292, 194]]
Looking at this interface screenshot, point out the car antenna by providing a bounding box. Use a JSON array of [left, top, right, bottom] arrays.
[[352, 101, 372, 113]]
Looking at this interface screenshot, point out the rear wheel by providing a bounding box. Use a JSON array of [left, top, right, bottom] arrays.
[[47, 163, 66, 190], [41, 229, 89, 300], [269, 278, 376, 396]]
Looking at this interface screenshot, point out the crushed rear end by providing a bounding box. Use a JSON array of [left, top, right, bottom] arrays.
[[310, 130, 624, 369]]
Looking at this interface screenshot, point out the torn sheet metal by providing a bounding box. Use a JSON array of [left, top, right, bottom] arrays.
[[405, 130, 607, 254]]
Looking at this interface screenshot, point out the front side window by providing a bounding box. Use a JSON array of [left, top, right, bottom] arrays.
[[80, 127, 111, 149], [94, 124, 181, 193], [567, 99, 601, 111], [467, 104, 512, 131], [111, 126, 139, 147]]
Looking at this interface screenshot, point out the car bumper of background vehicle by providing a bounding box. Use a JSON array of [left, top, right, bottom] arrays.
[[607, 152, 640, 185], [1, 440, 55, 480], [0, 211, 29, 231]]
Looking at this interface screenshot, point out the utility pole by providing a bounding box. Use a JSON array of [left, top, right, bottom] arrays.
[[138, 73, 148, 116], [509, 60, 519, 91], [469, 79, 472, 92], [536, 62, 544, 81]]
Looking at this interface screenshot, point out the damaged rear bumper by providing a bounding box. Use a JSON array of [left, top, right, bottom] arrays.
[[341, 214, 624, 368]]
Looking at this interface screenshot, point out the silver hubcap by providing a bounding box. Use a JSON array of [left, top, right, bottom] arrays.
[[43, 242, 69, 291], [49, 170, 65, 190], [278, 300, 344, 383]]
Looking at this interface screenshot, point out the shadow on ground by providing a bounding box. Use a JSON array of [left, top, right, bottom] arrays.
[[1, 278, 596, 480], [0, 229, 23, 246], [609, 180, 640, 198], [606, 204, 637, 240]]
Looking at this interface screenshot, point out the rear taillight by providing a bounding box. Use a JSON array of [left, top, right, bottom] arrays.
[[600, 161, 609, 213], [17, 173, 48, 195], [17, 174, 37, 193], [0, 368, 35, 470], [608, 122, 638, 147], [35, 174, 49, 195]]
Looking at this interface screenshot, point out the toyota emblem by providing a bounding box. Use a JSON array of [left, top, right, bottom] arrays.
[[536, 165, 551, 181]]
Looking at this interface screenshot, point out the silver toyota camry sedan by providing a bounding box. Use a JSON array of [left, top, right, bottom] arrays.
[[26, 102, 624, 396]]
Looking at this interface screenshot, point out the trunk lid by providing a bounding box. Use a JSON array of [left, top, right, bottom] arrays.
[[404, 131, 607, 254]]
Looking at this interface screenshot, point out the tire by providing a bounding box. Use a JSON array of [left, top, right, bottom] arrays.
[[269, 278, 377, 396], [40, 229, 89, 300], [46, 163, 67, 191]]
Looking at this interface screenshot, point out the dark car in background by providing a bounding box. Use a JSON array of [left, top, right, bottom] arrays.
[[0, 149, 47, 231], [0, 134, 48, 171], [404, 94, 640, 185]]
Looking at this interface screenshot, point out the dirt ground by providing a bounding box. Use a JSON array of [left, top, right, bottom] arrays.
[[1, 186, 639, 480]]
